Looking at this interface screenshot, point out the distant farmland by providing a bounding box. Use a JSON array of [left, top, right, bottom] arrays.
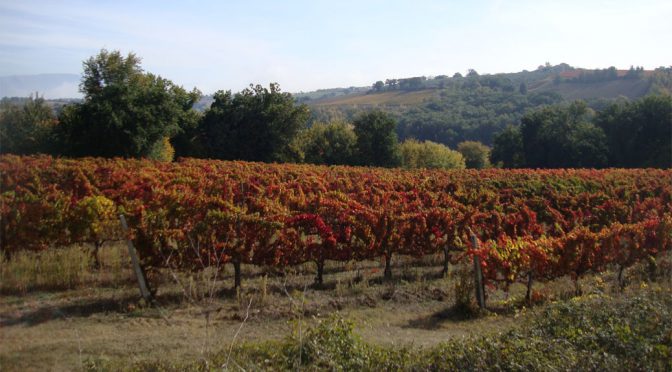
[[312, 89, 438, 106]]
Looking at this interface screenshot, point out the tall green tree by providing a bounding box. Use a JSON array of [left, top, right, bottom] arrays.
[[57, 49, 201, 159], [491, 125, 525, 168], [519, 82, 528, 95], [0, 95, 56, 154], [294, 121, 357, 165], [490, 125, 525, 168], [596, 95, 672, 168], [372, 81, 384, 92], [353, 110, 401, 167], [198, 83, 310, 162], [457, 141, 491, 169], [520, 101, 608, 168]]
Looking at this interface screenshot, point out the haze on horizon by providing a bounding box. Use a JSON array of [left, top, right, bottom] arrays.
[[1, 0, 671, 96]]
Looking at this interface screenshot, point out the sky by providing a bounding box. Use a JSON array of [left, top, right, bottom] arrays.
[[1, 0, 671, 95]]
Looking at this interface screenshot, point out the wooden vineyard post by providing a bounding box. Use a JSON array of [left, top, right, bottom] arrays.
[[525, 271, 533, 304], [119, 214, 153, 303], [471, 233, 486, 309]]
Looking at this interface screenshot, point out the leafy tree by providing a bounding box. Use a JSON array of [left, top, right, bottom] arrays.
[[573, 67, 619, 83], [70, 196, 121, 268], [385, 79, 398, 89], [491, 125, 525, 168], [57, 49, 201, 159], [568, 123, 610, 167], [400, 139, 465, 169], [519, 82, 528, 95], [596, 95, 672, 168], [395, 84, 563, 148], [198, 83, 310, 162], [372, 81, 384, 92], [624, 65, 644, 80], [520, 101, 608, 168], [294, 121, 357, 165], [649, 67, 672, 95], [147, 137, 175, 162], [171, 112, 205, 159], [467, 69, 479, 77], [353, 110, 401, 167], [0, 95, 56, 154], [457, 141, 491, 169], [398, 77, 426, 91]]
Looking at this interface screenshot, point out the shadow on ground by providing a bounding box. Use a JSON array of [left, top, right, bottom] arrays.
[[403, 303, 521, 330], [0, 293, 184, 327], [403, 305, 480, 330]]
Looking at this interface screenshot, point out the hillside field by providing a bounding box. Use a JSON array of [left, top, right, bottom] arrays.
[[311, 89, 439, 106], [311, 76, 653, 107]]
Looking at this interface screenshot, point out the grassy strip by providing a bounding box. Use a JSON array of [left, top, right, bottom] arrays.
[[1, 244, 130, 294], [85, 288, 672, 371]]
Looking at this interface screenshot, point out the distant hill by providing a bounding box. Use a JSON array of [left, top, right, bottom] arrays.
[[310, 78, 652, 106], [0, 74, 81, 99], [296, 64, 672, 148], [313, 89, 438, 106], [532, 78, 651, 100], [302, 65, 658, 107], [5, 65, 670, 150]]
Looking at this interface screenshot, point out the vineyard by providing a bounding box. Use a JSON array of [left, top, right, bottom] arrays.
[[2, 155, 671, 303]]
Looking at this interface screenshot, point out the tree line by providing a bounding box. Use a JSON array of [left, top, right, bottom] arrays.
[[491, 96, 671, 168], [0, 50, 478, 170], [1, 49, 669, 169], [317, 64, 672, 152]]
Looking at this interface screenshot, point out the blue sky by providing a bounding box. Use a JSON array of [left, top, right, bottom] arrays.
[[1, 0, 671, 95]]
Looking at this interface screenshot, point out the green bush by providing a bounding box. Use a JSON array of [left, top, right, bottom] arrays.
[[147, 137, 175, 162], [457, 140, 491, 169], [400, 139, 465, 169]]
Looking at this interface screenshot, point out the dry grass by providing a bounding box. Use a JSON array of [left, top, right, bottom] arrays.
[[0, 243, 132, 294], [1, 247, 670, 371]]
